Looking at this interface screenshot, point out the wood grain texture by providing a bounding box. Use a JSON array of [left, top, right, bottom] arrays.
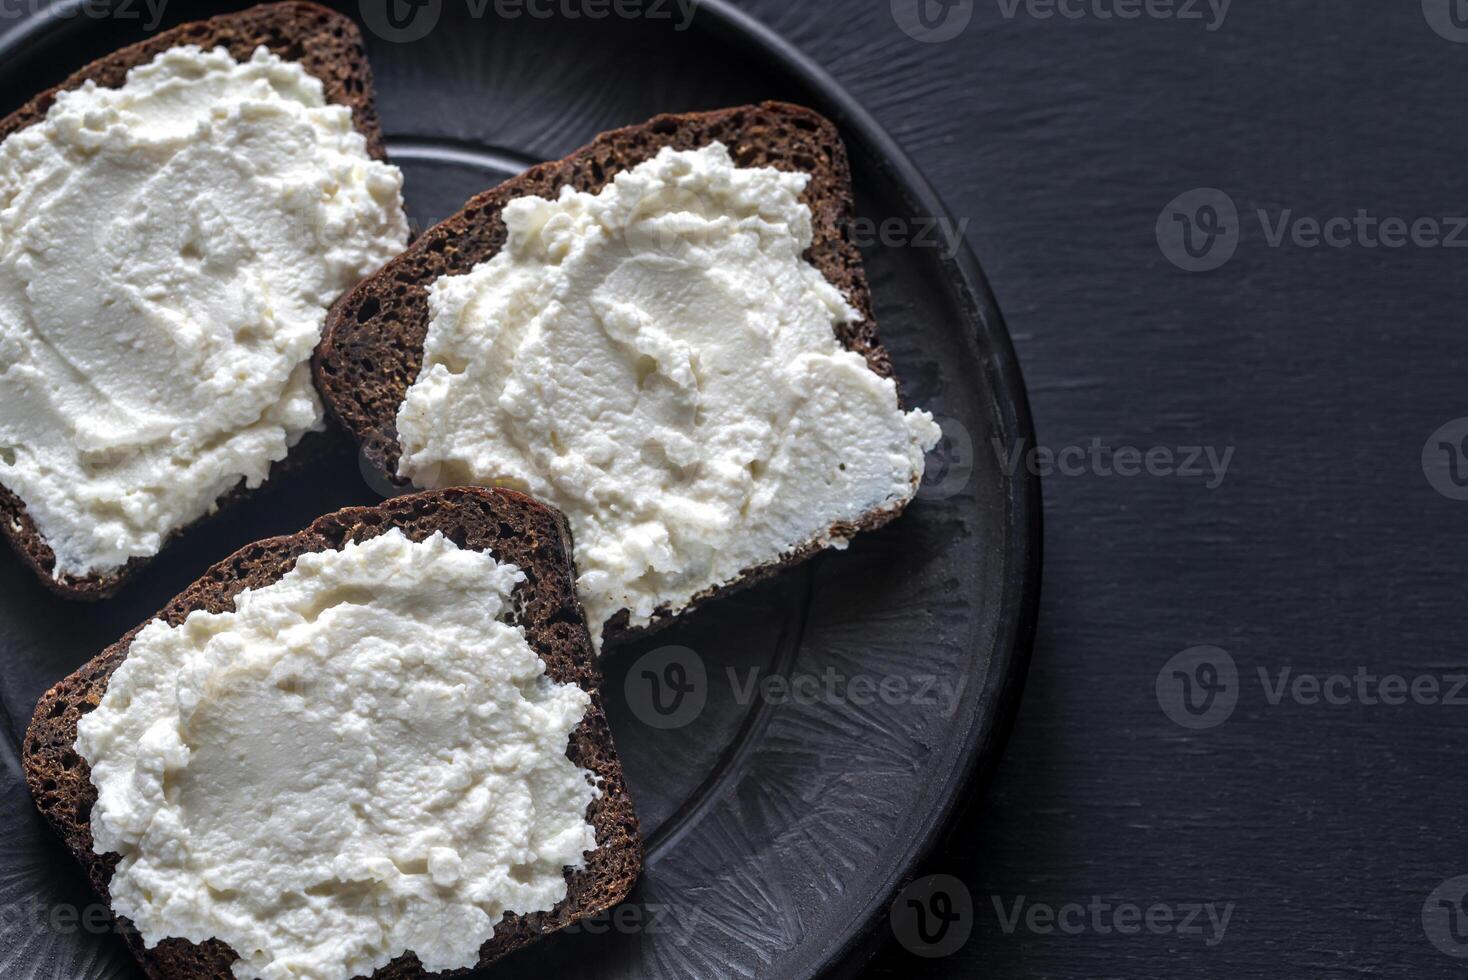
[[738, 0, 1468, 976], [0, 0, 1454, 977]]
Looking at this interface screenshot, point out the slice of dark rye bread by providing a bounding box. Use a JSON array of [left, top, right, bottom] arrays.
[[315, 102, 918, 644], [23, 486, 642, 980], [0, 2, 391, 600]]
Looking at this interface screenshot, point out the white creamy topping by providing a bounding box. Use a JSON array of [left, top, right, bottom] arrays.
[[75, 529, 599, 980], [0, 45, 410, 577], [396, 143, 940, 647]]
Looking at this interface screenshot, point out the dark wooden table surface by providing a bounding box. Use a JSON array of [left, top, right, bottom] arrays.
[[2, 2, 1461, 978], [723, 1, 1468, 977]]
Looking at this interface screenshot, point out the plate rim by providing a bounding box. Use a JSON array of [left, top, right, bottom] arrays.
[[682, 3, 1043, 975], [0, 2, 1043, 977]]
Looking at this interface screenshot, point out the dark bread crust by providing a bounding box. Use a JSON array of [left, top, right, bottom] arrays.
[[0, 2, 391, 600], [314, 103, 916, 643], [23, 487, 642, 980]]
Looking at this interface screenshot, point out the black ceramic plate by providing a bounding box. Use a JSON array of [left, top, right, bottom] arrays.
[[0, 2, 1039, 977]]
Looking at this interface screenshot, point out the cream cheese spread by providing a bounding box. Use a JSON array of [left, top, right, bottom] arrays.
[[0, 45, 409, 578], [395, 142, 940, 646], [75, 529, 599, 980]]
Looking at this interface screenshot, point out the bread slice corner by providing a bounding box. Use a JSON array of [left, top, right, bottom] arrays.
[[314, 101, 920, 645], [23, 486, 642, 980], [0, 1, 391, 600]]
